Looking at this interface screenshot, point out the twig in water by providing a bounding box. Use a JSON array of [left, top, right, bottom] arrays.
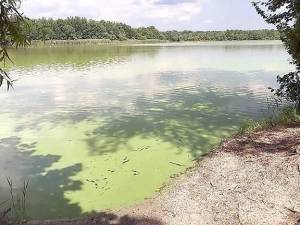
[[122, 158, 130, 164], [169, 162, 185, 167], [132, 170, 140, 176]]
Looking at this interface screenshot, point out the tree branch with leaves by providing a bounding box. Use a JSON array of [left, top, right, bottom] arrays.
[[253, 0, 300, 108], [0, 0, 28, 89]]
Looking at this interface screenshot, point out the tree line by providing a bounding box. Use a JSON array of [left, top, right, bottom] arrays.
[[22, 17, 280, 42]]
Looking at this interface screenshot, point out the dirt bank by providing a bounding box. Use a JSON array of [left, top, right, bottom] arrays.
[[28, 125, 300, 225]]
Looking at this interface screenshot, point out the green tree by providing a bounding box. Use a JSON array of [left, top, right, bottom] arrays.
[[36, 19, 54, 44], [0, 0, 27, 89], [253, 0, 300, 108], [61, 24, 77, 40], [22, 17, 281, 43]]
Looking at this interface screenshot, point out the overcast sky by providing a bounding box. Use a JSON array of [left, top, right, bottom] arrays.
[[21, 0, 274, 31]]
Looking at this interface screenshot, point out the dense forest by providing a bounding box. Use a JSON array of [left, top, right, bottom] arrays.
[[23, 17, 280, 42]]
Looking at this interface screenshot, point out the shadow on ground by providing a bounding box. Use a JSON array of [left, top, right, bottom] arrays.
[[222, 124, 300, 155], [29, 212, 164, 225]]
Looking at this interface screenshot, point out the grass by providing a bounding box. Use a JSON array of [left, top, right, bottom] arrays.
[[239, 106, 300, 134], [0, 179, 29, 225]]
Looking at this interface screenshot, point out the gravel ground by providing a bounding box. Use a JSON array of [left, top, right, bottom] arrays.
[[28, 125, 300, 225]]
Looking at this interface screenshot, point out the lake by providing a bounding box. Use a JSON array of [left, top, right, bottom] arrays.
[[0, 41, 292, 219]]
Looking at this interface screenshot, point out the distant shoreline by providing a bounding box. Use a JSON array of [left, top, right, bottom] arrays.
[[29, 39, 169, 46], [28, 39, 283, 47]]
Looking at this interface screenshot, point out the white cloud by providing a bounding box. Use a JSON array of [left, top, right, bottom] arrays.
[[203, 19, 214, 24], [20, 0, 274, 30], [21, 0, 205, 27]]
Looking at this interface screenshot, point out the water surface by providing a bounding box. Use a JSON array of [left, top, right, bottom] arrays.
[[0, 41, 292, 219]]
